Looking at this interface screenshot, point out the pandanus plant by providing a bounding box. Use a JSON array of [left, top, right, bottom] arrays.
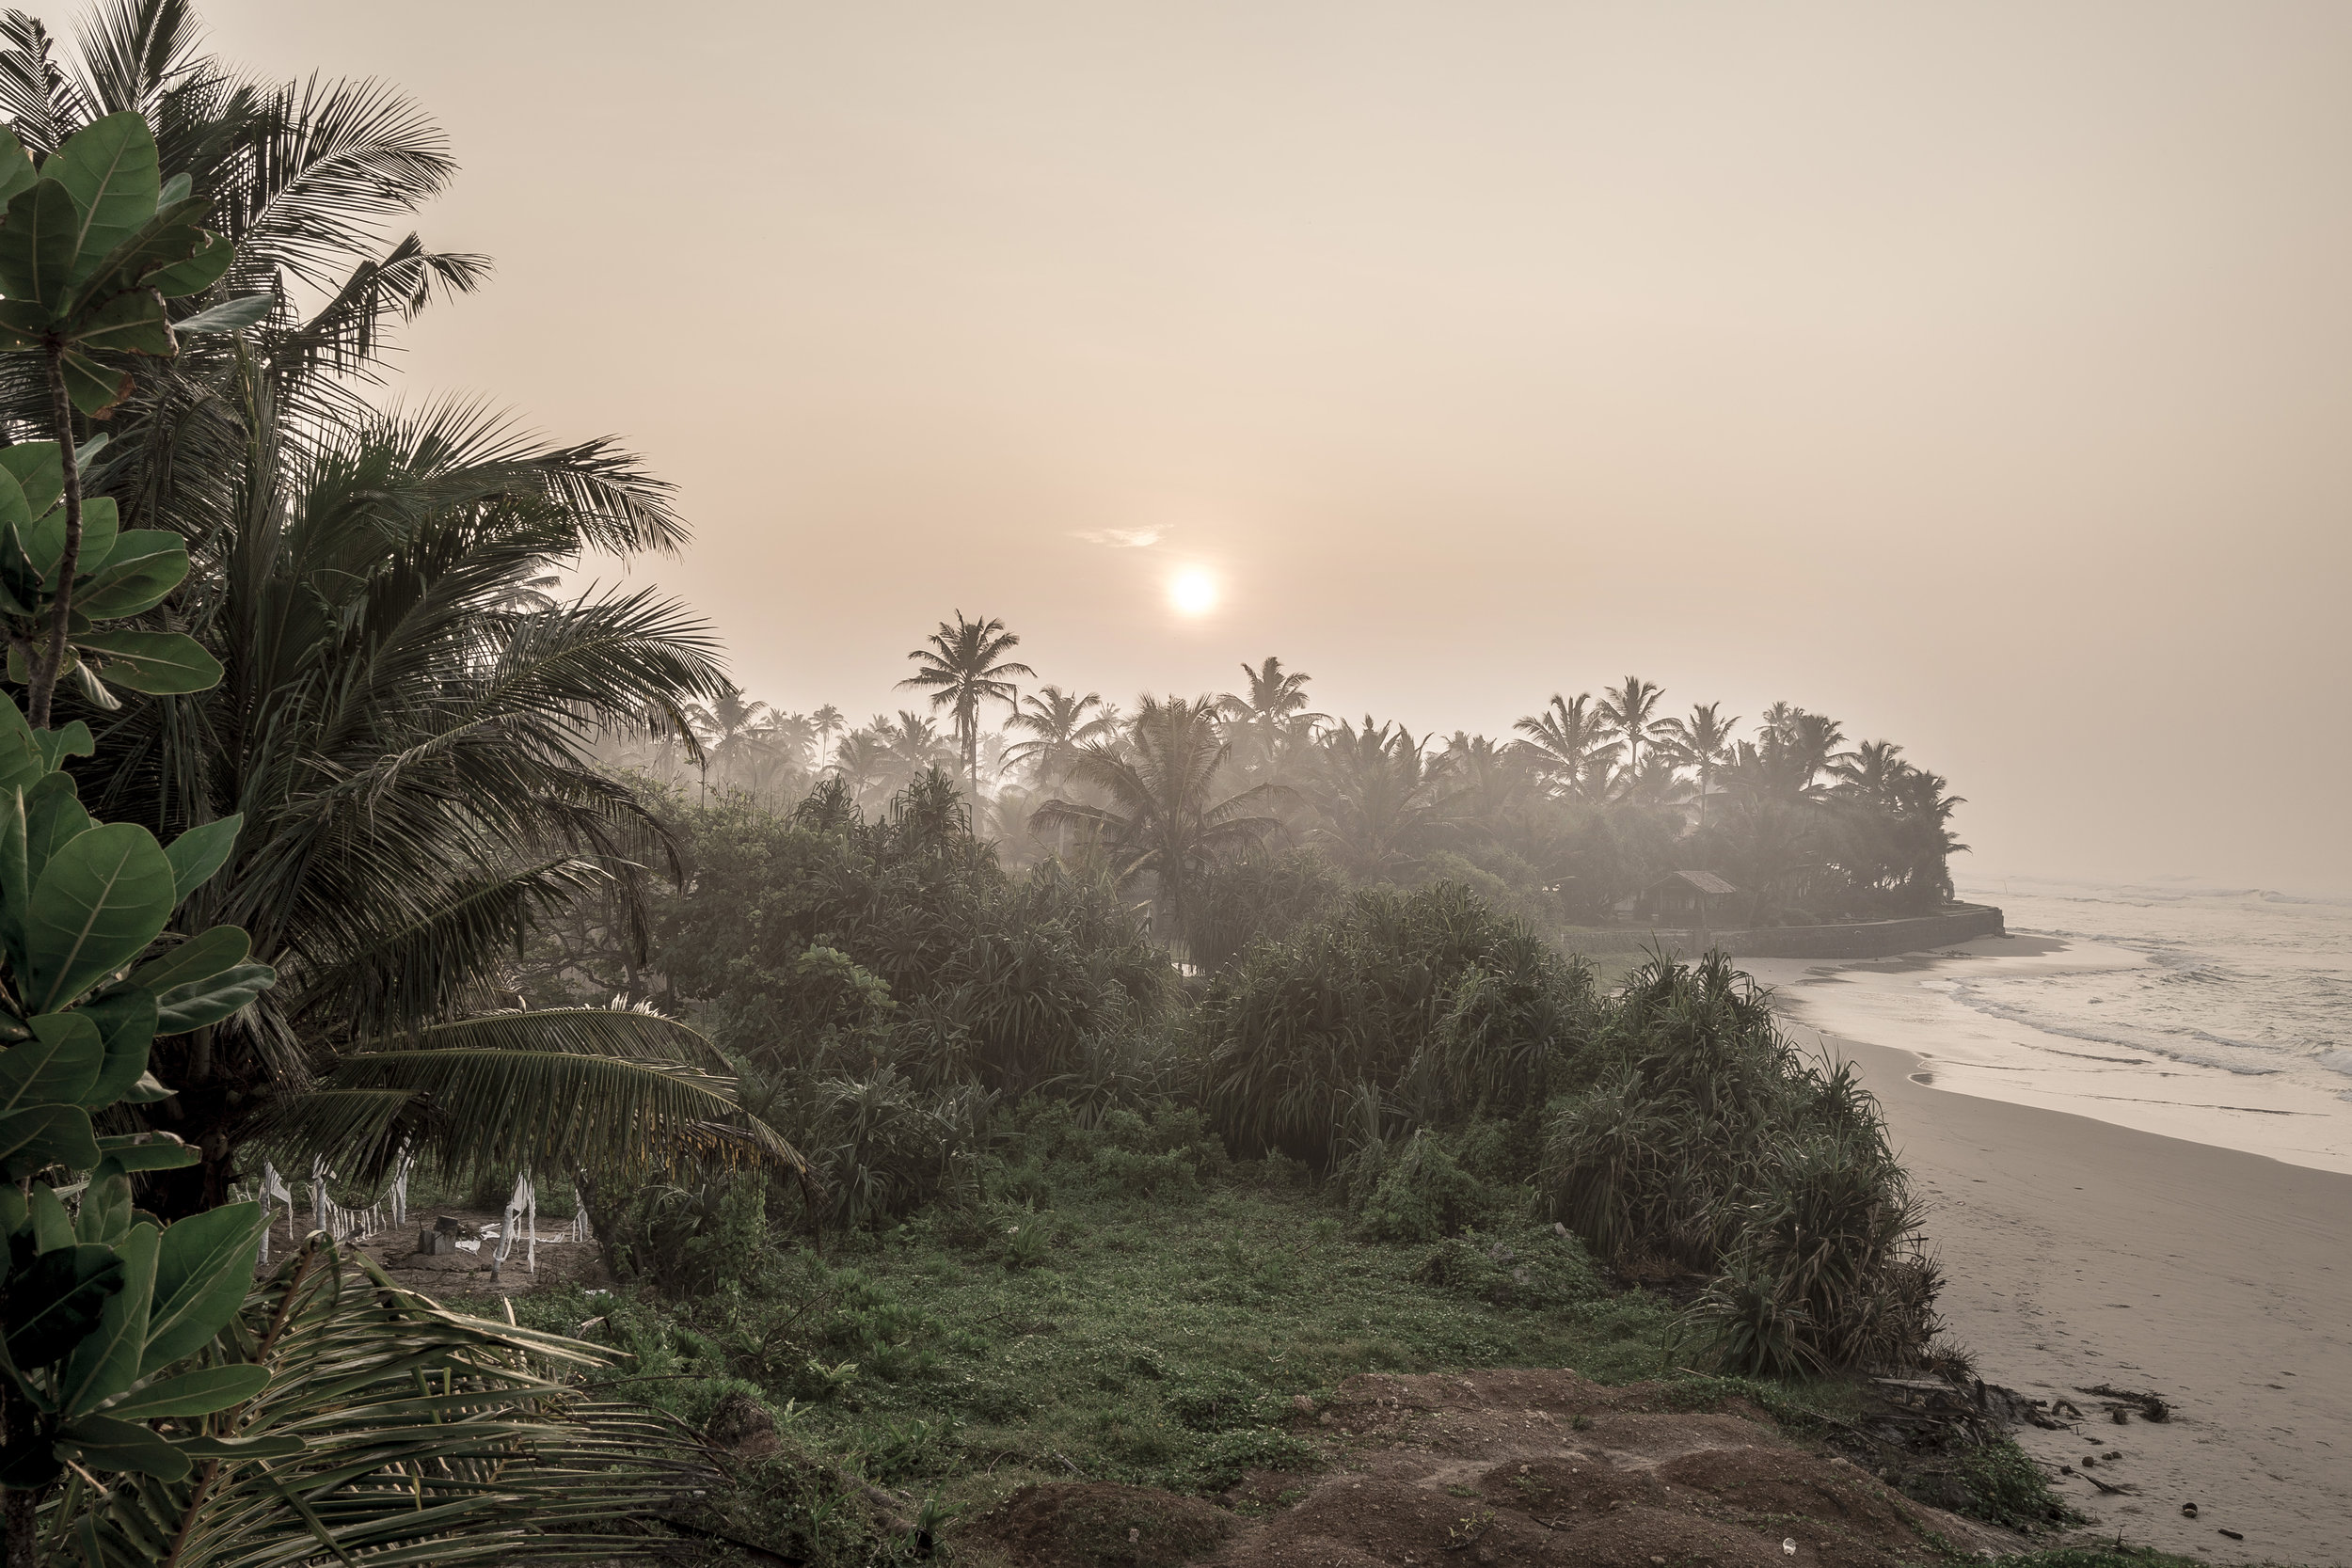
[[0, 110, 262, 727]]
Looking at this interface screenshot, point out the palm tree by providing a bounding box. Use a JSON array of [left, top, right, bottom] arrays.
[[88, 387, 793, 1213], [1832, 738, 1905, 805], [685, 684, 770, 800], [1004, 684, 1113, 788], [812, 702, 845, 767], [1597, 675, 1673, 787], [1306, 717, 1453, 879], [1788, 711, 1850, 790], [1513, 692, 1613, 800], [898, 610, 1034, 795], [1657, 701, 1740, 828], [1030, 694, 1282, 950], [1219, 655, 1325, 732]]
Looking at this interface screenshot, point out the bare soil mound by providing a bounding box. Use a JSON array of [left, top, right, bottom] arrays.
[[960, 1370, 2015, 1568], [965, 1482, 1238, 1568]]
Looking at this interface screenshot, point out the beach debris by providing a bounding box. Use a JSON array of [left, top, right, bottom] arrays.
[[2218, 1529, 2245, 1542], [2078, 1384, 2171, 1422], [1781, 1539, 1797, 1556], [2181, 1503, 2200, 1518], [2108, 1408, 2129, 1424]]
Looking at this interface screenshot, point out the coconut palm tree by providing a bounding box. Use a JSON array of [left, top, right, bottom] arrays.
[[1832, 738, 1905, 805], [1030, 694, 1282, 950], [898, 610, 1033, 795], [87, 385, 792, 1213], [1513, 692, 1613, 800], [1306, 717, 1454, 879], [1218, 655, 1326, 778], [685, 684, 769, 800], [811, 702, 844, 767], [1004, 684, 1113, 788], [1597, 675, 1673, 788], [1657, 701, 1740, 828]]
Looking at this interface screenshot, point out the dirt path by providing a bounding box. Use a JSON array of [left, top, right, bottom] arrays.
[[964, 1369, 2017, 1568]]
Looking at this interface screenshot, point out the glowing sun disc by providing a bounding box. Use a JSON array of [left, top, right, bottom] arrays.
[[1170, 568, 1218, 616]]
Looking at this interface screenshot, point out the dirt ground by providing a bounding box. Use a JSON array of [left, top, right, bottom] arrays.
[[961, 1369, 2020, 1568], [261, 1206, 615, 1297]]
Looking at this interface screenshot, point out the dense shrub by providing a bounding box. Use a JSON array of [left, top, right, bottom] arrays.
[[659, 774, 1170, 1096], [1197, 881, 1603, 1164], [1545, 953, 1941, 1372]]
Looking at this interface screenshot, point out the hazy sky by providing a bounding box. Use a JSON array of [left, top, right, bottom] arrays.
[[52, 2, 2352, 890]]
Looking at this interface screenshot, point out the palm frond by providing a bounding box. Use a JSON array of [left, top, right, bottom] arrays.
[[258, 1009, 806, 1187], [49, 1238, 718, 1568]]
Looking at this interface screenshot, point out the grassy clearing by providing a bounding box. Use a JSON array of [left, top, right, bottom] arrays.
[[485, 1179, 1681, 1515]]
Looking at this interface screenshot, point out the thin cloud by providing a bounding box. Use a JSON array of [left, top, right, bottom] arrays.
[[1072, 527, 1164, 548]]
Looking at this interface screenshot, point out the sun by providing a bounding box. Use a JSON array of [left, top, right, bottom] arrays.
[[1169, 568, 1218, 617]]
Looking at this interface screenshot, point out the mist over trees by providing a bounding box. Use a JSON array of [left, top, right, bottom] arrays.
[[612, 634, 1969, 943]]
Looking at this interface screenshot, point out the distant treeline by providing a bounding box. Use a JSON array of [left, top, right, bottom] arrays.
[[612, 615, 1966, 933]]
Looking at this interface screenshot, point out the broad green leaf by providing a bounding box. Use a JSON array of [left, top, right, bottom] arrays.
[[63, 198, 205, 312], [0, 178, 80, 312], [72, 530, 186, 619], [59, 1221, 155, 1417], [74, 1165, 132, 1244], [0, 441, 64, 522], [56, 1413, 189, 1481], [118, 1071, 173, 1104], [78, 988, 157, 1106], [0, 296, 48, 339], [0, 1012, 104, 1112], [29, 1183, 72, 1252], [0, 128, 34, 206], [0, 463, 31, 544], [23, 771, 92, 885], [90, 1132, 193, 1173], [6, 640, 77, 687], [71, 630, 220, 694], [0, 699, 41, 792], [131, 925, 247, 993], [155, 962, 274, 1035], [23, 820, 177, 1012], [102, 1363, 269, 1420], [0, 1188, 23, 1235], [4, 1241, 123, 1367], [32, 494, 119, 586], [0, 789, 23, 973], [30, 721, 93, 775], [162, 816, 241, 901], [158, 173, 190, 206], [0, 1103, 98, 1179], [49, 112, 161, 285], [172, 293, 270, 333], [68, 288, 172, 356], [150, 230, 231, 298], [59, 349, 133, 418], [141, 1201, 262, 1372]]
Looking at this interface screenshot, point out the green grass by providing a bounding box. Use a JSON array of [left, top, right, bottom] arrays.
[[485, 1181, 1677, 1513]]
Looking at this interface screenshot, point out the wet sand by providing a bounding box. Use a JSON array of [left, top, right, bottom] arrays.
[[1764, 1011, 2352, 1563]]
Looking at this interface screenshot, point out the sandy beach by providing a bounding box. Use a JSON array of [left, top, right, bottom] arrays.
[[1749, 947, 2352, 1565]]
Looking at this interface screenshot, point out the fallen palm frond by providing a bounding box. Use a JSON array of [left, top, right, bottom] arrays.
[[50, 1236, 718, 1568]]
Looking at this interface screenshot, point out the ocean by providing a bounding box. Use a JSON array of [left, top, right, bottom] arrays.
[[1746, 875, 2352, 1175]]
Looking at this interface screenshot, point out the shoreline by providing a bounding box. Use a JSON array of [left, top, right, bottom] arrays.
[[1744, 937, 2352, 1177], [1756, 965, 2352, 1565]]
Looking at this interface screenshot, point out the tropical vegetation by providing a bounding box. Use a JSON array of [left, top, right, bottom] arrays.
[[0, 8, 2078, 1568]]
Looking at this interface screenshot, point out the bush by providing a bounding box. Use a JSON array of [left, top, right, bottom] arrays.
[[1409, 1225, 1607, 1308], [1354, 1132, 1490, 1243], [1541, 953, 1942, 1373], [1198, 881, 1602, 1165]]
